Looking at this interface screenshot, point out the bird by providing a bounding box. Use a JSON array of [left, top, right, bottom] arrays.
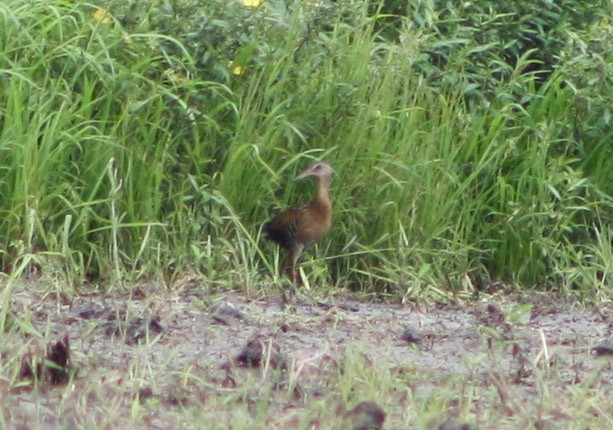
[[263, 161, 333, 284]]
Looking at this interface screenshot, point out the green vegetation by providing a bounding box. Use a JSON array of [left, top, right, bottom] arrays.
[[1, 1, 613, 428], [0, 0, 611, 297]]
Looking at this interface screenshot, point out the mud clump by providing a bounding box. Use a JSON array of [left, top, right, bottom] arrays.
[[234, 335, 286, 370], [344, 401, 386, 430], [20, 335, 71, 387]]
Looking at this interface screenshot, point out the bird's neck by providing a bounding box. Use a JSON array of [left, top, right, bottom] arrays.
[[313, 177, 332, 213]]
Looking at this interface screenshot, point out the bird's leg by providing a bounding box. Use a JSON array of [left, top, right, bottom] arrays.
[[278, 255, 295, 306], [279, 246, 304, 307], [280, 256, 294, 283], [285, 245, 327, 308], [287, 245, 304, 287], [288, 265, 303, 286]]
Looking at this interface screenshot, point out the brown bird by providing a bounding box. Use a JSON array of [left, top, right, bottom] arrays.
[[263, 161, 333, 284]]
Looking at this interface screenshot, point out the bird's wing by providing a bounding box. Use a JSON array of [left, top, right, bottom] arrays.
[[263, 205, 306, 248]]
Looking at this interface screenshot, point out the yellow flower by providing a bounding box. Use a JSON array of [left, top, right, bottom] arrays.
[[228, 61, 245, 76], [243, 0, 263, 9], [92, 8, 113, 25]]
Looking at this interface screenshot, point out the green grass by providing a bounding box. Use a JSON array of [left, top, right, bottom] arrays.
[[0, 0, 611, 298], [1, 2, 612, 428]]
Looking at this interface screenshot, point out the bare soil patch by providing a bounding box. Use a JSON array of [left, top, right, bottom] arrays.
[[2, 279, 613, 429]]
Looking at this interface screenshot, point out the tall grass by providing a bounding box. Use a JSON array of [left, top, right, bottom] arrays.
[[0, 0, 611, 297]]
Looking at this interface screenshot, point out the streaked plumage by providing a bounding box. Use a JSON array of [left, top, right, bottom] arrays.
[[263, 161, 333, 283]]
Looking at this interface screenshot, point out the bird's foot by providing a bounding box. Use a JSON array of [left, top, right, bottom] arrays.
[[289, 270, 303, 287], [280, 286, 297, 310]]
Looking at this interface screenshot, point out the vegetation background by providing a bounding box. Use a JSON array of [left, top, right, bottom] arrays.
[[0, 0, 611, 298], [1, 1, 613, 429]]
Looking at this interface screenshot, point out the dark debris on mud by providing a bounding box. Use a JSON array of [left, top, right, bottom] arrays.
[[19, 335, 71, 387], [2, 280, 613, 428]]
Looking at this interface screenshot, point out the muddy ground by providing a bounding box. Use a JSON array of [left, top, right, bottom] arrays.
[[2, 278, 613, 429]]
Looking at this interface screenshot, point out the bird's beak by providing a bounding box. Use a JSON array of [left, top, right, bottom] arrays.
[[295, 168, 313, 181]]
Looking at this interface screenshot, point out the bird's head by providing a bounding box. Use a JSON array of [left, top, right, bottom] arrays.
[[295, 161, 333, 182]]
